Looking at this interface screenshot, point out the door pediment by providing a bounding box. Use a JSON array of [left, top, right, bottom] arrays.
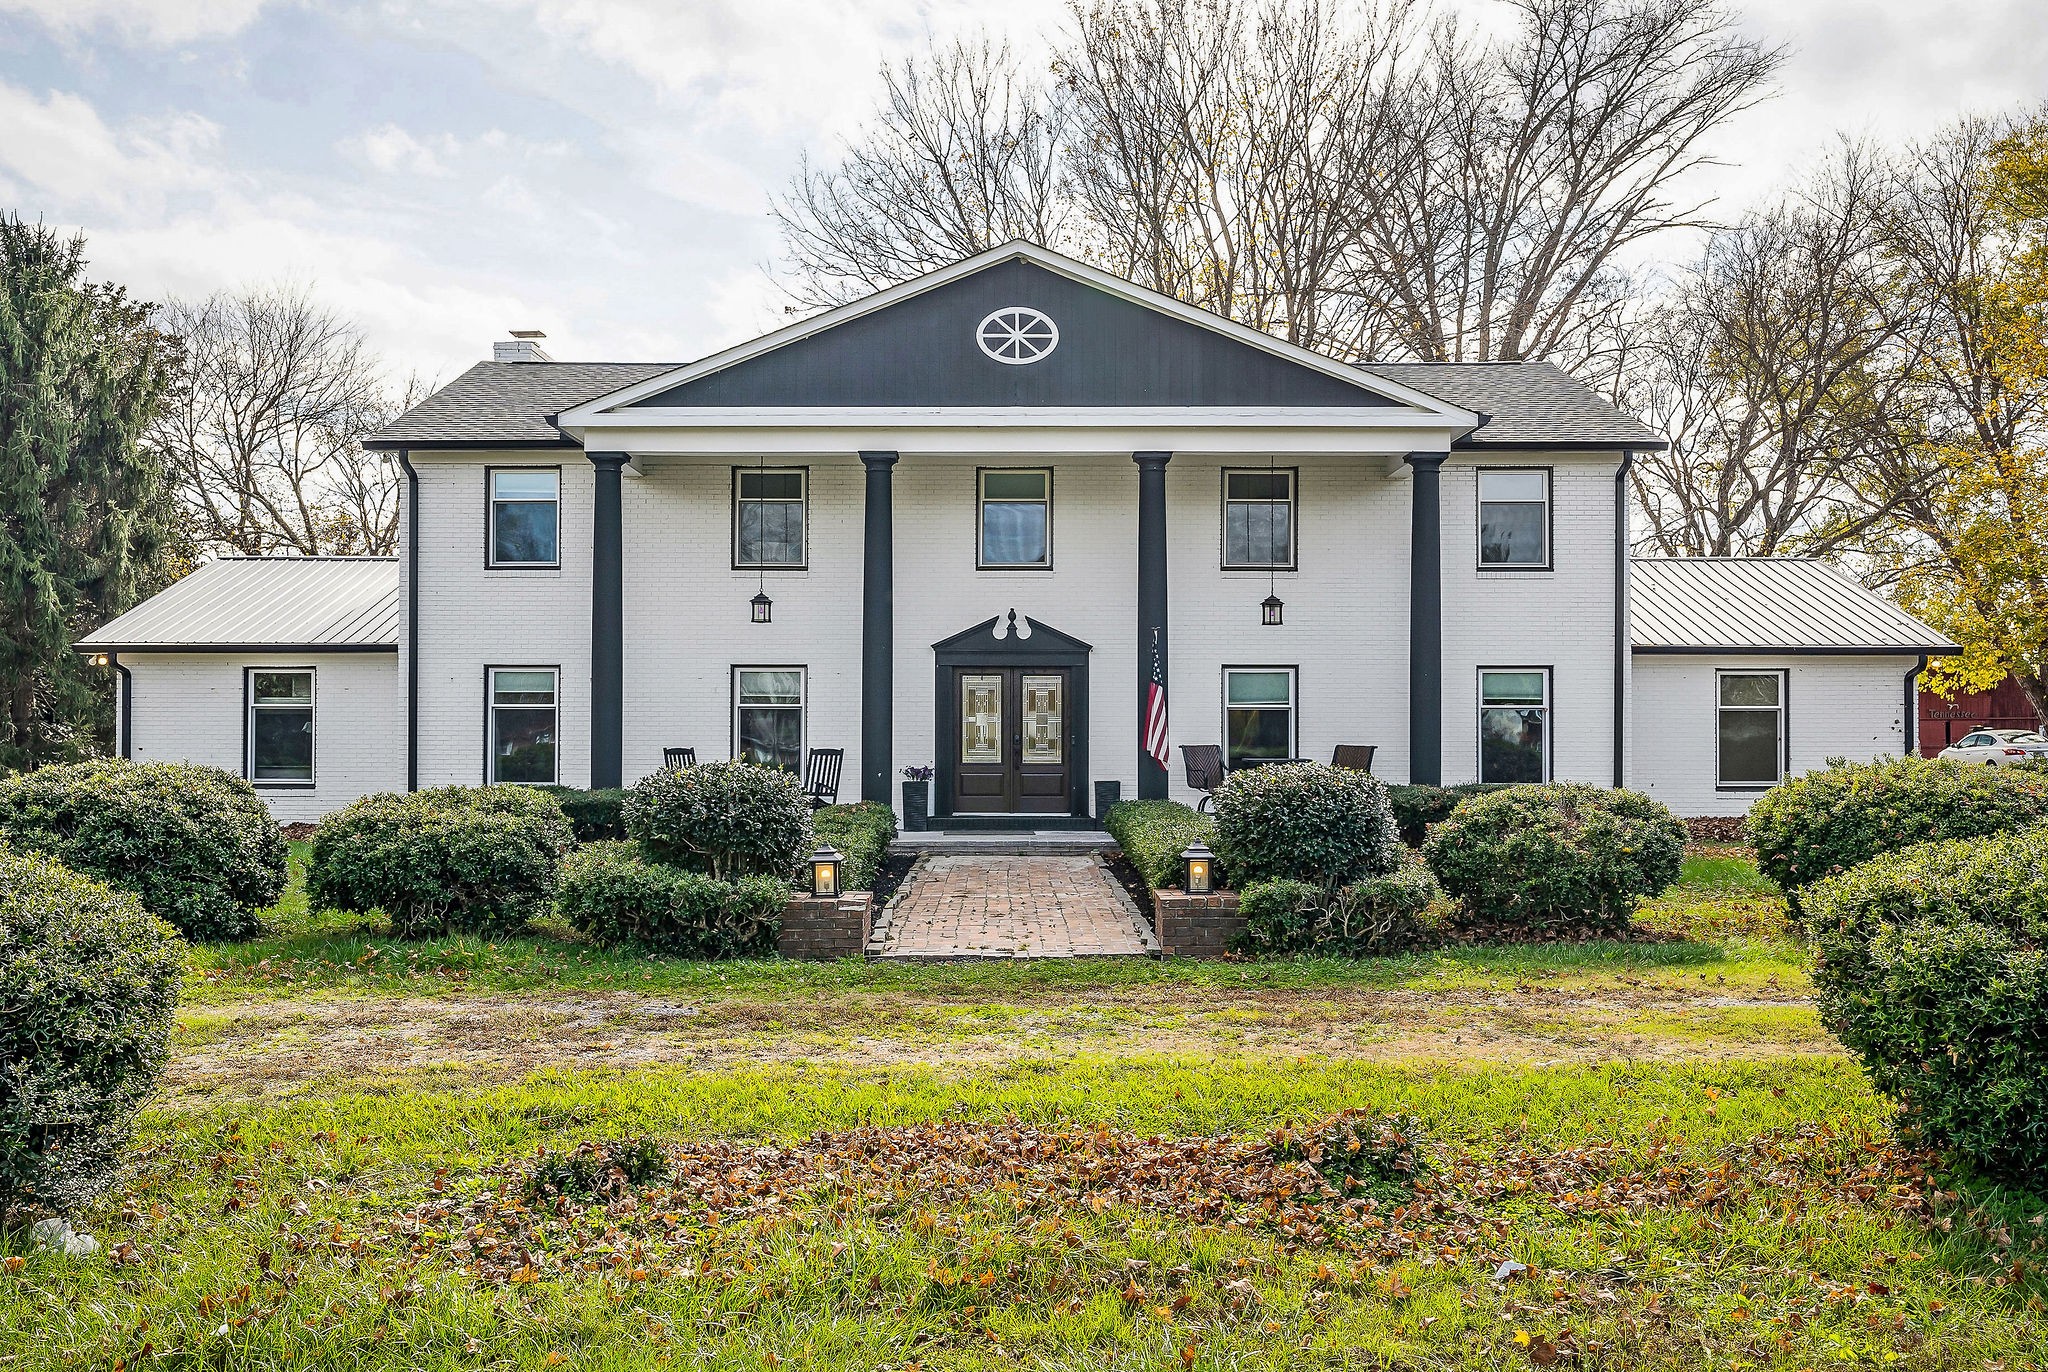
[[932, 610, 1092, 661]]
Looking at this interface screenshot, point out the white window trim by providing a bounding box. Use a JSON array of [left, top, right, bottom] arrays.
[[732, 666, 807, 770], [246, 667, 316, 788], [732, 466, 808, 569], [1716, 668, 1787, 791], [487, 467, 561, 569], [1477, 667, 1552, 783], [1221, 467, 1298, 571], [977, 467, 1053, 570], [1477, 467, 1552, 570], [1222, 666, 1298, 772], [487, 666, 560, 785]]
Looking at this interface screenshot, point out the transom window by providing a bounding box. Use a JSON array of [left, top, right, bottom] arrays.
[[1223, 469, 1296, 569], [247, 669, 314, 785], [488, 668, 558, 784], [489, 468, 559, 567], [1717, 671, 1786, 788], [1224, 668, 1296, 771], [978, 469, 1051, 568], [1479, 668, 1550, 782], [735, 668, 805, 773], [734, 468, 806, 567], [1478, 469, 1549, 567]]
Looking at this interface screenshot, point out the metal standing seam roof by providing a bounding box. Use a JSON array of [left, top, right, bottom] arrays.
[[78, 557, 400, 651], [1630, 557, 1958, 655]]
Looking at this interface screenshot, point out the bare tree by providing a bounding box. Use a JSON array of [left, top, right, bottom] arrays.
[[153, 285, 409, 556]]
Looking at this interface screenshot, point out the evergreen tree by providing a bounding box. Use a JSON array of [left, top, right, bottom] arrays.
[[0, 215, 179, 767]]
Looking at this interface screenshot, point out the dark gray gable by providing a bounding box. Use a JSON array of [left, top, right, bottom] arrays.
[[931, 611, 1093, 658], [631, 259, 1398, 408]]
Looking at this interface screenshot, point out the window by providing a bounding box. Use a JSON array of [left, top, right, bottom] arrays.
[[978, 469, 1051, 568], [734, 468, 806, 567], [1717, 671, 1785, 788], [1479, 669, 1550, 782], [247, 669, 314, 784], [1223, 469, 1296, 568], [488, 668, 558, 783], [1478, 469, 1549, 567], [489, 468, 559, 566], [735, 668, 805, 772], [1224, 668, 1296, 771]]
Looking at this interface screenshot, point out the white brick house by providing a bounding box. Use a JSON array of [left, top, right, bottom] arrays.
[[78, 243, 1957, 822]]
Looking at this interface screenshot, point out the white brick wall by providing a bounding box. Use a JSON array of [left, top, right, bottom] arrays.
[[1631, 654, 1916, 816], [122, 651, 403, 823]]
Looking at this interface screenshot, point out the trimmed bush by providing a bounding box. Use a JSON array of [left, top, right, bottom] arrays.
[[1235, 860, 1443, 957], [811, 801, 897, 892], [308, 786, 574, 937], [533, 786, 628, 842], [2, 848, 183, 1216], [1804, 830, 2048, 1180], [0, 759, 286, 940], [1385, 782, 1514, 847], [624, 761, 812, 881], [1104, 799, 1215, 890], [1747, 754, 2048, 896], [556, 842, 786, 958], [1212, 762, 1400, 889], [1423, 783, 1685, 930]]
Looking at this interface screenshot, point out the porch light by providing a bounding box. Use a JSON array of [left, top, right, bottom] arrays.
[[1180, 840, 1215, 895], [1260, 593, 1284, 626], [809, 844, 843, 899], [750, 589, 773, 624]]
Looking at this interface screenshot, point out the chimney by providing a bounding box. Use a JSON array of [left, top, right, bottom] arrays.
[[493, 329, 552, 363]]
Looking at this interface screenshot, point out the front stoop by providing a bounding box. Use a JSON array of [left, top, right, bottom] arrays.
[[778, 892, 873, 960], [1151, 889, 1245, 958]]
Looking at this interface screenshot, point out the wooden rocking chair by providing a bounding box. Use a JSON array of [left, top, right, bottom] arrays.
[[801, 748, 844, 810]]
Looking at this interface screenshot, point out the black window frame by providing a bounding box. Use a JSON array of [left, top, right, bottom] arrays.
[[1477, 666, 1553, 783], [976, 467, 1053, 570], [1220, 466, 1299, 571], [731, 665, 807, 773], [1221, 665, 1299, 772], [1476, 466, 1553, 571], [485, 465, 562, 569], [244, 666, 316, 788], [1715, 668, 1788, 791], [731, 465, 809, 570], [485, 664, 561, 785]]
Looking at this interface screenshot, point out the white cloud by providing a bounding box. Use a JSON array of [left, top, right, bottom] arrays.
[[0, 83, 224, 215], [341, 123, 453, 177], [0, 0, 271, 44]]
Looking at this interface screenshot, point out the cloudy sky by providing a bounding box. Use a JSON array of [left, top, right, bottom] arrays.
[[2, 0, 2044, 386]]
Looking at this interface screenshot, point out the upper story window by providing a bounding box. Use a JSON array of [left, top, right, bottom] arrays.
[[247, 669, 314, 786], [1479, 668, 1550, 782], [735, 667, 805, 772], [1224, 667, 1296, 771], [489, 667, 558, 784], [978, 469, 1051, 568], [734, 468, 806, 568], [1478, 469, 1549, 568], [489, 468, 559, 567], [1222, 469, 1295, 569], [1717, 670, 1786, 789]]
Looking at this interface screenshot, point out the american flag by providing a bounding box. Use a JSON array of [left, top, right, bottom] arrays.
[[1143, 628, 1170, 769]]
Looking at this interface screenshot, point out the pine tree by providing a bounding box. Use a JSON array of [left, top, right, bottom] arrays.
[[0, 215, 179, 767]]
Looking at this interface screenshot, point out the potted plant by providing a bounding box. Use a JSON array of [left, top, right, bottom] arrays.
[[901, 765, 934, 832]]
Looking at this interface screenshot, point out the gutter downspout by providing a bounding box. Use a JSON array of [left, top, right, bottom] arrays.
[[397, 449, 420, 792], [109, 650, 131, 759], [1614, 451, 1633, 788], [1904, 654, 1929, 757]]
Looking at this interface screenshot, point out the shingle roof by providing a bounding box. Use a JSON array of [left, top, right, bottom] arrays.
[[79, 558, 400, 651], [1630, 558, 1957, 654], [364, 361, 675, 448], [1363, 361, 1663, 449]]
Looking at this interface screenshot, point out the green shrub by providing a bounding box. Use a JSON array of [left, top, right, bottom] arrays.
[[308, 786, 573, 937], [1103, 799, 1216, 890], [556, 842, 786, 958], [811, 801, 896, 892], [1804, 830, 2048, 1180], [1385, 782, 1515, 847], [1747, 754, 2048, 896], [532, 786, 628, 842], [1234, 861, 1443, 957], [1423, 783, 1685, 930], [0, 759, 286, 939], [1212, 762, 1400, 889], [525, 1137, 670, 1200], [624, 761, 812, 881], [1, 848, 183, 1216]]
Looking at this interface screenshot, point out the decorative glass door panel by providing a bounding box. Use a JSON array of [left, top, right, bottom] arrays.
[[949, 666, 1074, 814], [1021, 675, 1063, 765], [961, 675, 1003, 764]]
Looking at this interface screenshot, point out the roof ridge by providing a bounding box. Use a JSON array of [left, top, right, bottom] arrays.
[[213, 554, 399, 563]]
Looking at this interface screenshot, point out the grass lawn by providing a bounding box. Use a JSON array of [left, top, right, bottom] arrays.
[[6, 849, 2045, 1368]]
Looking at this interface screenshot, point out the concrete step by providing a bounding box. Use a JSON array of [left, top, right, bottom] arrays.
[[891, 830, 1118, 856]]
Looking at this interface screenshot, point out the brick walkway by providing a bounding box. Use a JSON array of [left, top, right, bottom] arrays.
[[871, 855, 1158, 959]]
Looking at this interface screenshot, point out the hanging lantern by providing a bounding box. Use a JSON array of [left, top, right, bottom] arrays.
[[1180, 840, 1215, 895], [809, 844, 844, 898], [751, 589, 773, 623], [1261, 593, 1284, 627]]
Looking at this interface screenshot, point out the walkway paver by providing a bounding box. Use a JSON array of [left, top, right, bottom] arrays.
[[871, 855, 1158, 959]]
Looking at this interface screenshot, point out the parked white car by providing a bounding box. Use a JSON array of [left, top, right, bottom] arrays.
[[1936, 729, 2048, 767]]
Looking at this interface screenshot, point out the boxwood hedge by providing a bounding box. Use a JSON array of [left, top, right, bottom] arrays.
[[1422, 783, 1684, 930], [1234, 860, 1443, 957], [556, 842, 786, 958], [624, 761, 812, 881], [1212, 762, 1401, 890], [811, 801, 896, 893], [1103, 799, 1215, 890]]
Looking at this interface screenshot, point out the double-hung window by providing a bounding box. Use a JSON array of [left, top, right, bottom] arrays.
[[734, 468, 806, 567], [1478, 469, 1549, 567], [1222, 469, 1295, 568], [1224, 668, 1296, 771], [735, 668, 805, 772], [978, 469, 1051, 568], [489, 468, 559, 567], [1479, 669, 1550, 782], [488, 667, 558, 784], [247, 669, 314, 785], [1717, 670, 1786, 788]]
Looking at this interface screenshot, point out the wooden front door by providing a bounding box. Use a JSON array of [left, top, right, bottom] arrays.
[[952, 667, 1071, 813]]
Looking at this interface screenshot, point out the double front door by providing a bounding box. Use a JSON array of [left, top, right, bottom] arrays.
[[953, 667, 1071, 813]]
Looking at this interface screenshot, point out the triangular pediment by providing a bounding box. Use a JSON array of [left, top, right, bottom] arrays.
[[932, 611, 1092, 658]]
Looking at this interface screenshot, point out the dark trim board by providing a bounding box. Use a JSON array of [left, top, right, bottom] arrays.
[[1634, 645, 1961, 657], [111, 650, 131, 760], [399, 449, 420, 791], [932, 613, 1091, 819], [364, 437, 578, 452]]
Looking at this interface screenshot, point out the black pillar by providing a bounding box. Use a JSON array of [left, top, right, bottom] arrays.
[[1406, 452, 1445, 786], [860, 450, 898, 804], [1135, 450, 1172, 800], [590, 451, 626, 790]]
